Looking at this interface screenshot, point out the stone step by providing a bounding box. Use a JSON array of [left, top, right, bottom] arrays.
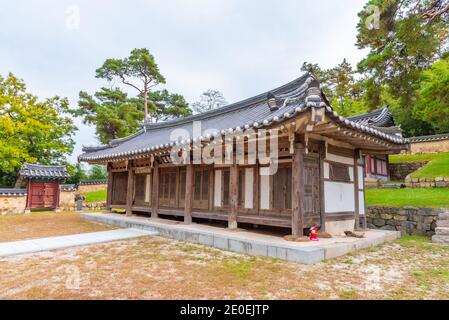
[[438, 212, 449, 220], [437, 220, 449, 228], [435, 227, 449, 236], [432, 235, 449, 244]]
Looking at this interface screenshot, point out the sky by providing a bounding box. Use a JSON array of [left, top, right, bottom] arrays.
[[0, 0, 368, 163]]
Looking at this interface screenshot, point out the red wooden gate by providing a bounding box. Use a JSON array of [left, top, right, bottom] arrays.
[[28, 181, 59, 209]]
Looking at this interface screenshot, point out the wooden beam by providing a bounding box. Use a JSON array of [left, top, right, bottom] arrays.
[[319, 141, 326, 232], [125, 160, 135, 216], [291, 141, 305, 236], [184, 163, 194, 224], [228, 159, 238, 229], [106, 163, 113, 212], [353, 149, 360, 230], [151, 159, 159, 218]]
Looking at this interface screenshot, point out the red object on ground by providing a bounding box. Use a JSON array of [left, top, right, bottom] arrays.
[[309, 226, 319, 241]]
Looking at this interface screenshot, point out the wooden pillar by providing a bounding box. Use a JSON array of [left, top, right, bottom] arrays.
[[354, 149, 360, 230], [125, 160, 134, 216], [228, 162, 238, 229], [106, 163, 113, 212], [184, 164, 194, 224], [319, 141, 326, 232], [151, 159, 159, 218], [292, 142, 305, 236]]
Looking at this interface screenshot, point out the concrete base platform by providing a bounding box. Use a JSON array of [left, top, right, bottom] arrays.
[[81, 212, 400, 264], [0, 228, 157, 257]]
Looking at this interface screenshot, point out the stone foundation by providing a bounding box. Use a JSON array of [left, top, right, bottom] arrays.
[[389, 162, 427, 181], [366, 206, 444, 236], [404, 177, 449, 188], [325, 219, 355, 236]]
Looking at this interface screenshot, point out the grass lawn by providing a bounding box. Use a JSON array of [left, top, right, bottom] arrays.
[[0, 211, 115, 243], [84, 189, 107, 203], [389, 152, 449, 178], [366, 188, 449, 208], [0, 235, 448, 299]]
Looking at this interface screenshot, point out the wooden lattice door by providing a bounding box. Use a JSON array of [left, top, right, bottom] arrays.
[[303, 154, 321, 221]]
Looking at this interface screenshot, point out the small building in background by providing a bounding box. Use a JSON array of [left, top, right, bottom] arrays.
[[348, 107, 404, 182], [19, 163, 70, 213]]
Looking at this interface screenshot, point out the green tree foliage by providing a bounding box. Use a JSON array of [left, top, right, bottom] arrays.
[[65, 163, 88, 184], [95, 48, 166, 123], [414, 57, 449, 133], [75, 48, 192, 144], [0, 73, 76, 186], [356, 0, 449, 136], [192, 90, 227, 114], [88, 164, 107, 180], [301, 60, 368, 117], [146, 89, 191, 122], [75, 87, 144, 144]]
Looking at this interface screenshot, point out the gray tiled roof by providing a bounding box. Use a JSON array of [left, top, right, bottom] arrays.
[[19, 163, 70, 180], [0, 188, 27, 196], [79, 73, 408, 162], [79, 179, 108, 185], [60, 184, 77, 191], [347, 106, 395, 127], [409, 133, 449, 143]]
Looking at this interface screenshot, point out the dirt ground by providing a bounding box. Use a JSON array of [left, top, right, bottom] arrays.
[[0, 211, 115, 242], [0, 234, 448, 300]]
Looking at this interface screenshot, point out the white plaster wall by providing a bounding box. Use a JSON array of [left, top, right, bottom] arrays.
[[323, 162, 330, 179], [145, 174, 151, 203], [260, 173, 270, 210], [348, 166, 354, 182], [359, 191, 365, 215], [325, 219, 355, 236], [244, 168, 254, 209], [326, 152, 354, 166], [214, 170, 222, 207], [324, 181, 355, 213], [358, 166, 364, 190]]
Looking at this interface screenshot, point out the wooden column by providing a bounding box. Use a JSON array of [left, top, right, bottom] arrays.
[[184, 164, 194, 224], [319, 141, 326, 232], [292, 142, 305, 236], [125, 161, 135, 216], [228, 162, 238, 229], [106, 163, 113, 212], [354, 149, 360, 230], [151, 159, 159, 218]]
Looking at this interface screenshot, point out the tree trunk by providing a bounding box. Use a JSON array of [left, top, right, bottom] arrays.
[[143, 82, 148, 123]]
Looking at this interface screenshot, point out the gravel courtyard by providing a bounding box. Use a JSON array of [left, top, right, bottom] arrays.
[[0, 234, 448, 300]]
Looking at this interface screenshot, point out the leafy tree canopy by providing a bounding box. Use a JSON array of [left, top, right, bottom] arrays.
[[74, 48, 192, 144], [413, 56, 449, 133], [192, 90, 227, 114], [95, 48, 166, 123], [356, 0, 449, 135], [0, 73, 76, 186]]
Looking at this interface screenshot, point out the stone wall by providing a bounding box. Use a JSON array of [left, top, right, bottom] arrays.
[[78, 183, 107, 194], [410, 139, 449, 154], [0, 195, 27, 215], [84, 202, 106, 211], [388, 162, 427, 181], [366, 206, 444, 236], [404, 177, 449, 188], [59, 190, 77, 211]]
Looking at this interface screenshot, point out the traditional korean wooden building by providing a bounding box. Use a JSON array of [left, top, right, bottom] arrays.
[[347, 106, 403, 181], [19, 163, 70, 213], [79, 74, 409, 236]]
